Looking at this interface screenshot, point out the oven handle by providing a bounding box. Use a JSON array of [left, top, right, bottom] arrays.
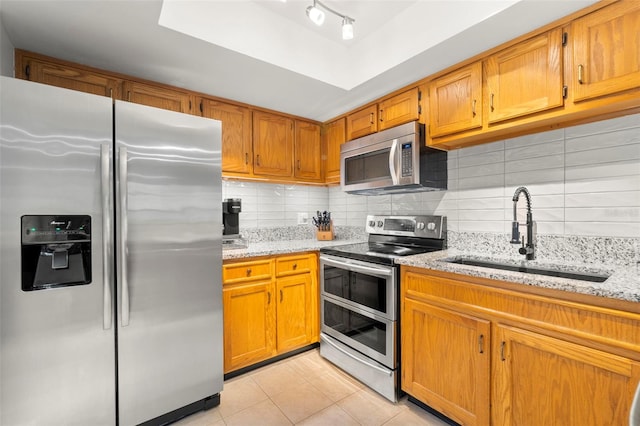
[[321, 334, 392, 377], [321, 256, 394, 277]]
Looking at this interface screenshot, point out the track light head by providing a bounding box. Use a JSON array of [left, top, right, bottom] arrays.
[[306, 5, 325, 26], [342, 17, 354, 40]]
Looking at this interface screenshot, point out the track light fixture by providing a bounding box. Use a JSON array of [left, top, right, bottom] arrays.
[[306, 0, 355, 40]]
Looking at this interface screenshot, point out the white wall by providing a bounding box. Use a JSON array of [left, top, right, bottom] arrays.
[[0, 12, 15, 77], [224, 113, 640, 239]]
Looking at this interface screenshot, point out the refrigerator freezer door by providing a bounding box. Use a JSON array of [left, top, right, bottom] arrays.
[[115, 101, 223, 425], [0, 77, 115, 425]]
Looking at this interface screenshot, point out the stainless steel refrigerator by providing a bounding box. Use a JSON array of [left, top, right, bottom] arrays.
[[0, 76, 223, 425]]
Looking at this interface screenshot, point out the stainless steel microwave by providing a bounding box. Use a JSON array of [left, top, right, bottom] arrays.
[[340, 121, 447, 195]]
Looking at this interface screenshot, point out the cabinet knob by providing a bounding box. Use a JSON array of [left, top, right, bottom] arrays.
[[293, 263, 298, 270], [246, 268, 252, 276]]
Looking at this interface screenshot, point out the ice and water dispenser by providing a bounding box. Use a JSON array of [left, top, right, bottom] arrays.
[[21, 215, 92, 291]]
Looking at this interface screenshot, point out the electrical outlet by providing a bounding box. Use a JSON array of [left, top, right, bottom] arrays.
[[297, 212, 309, 225]]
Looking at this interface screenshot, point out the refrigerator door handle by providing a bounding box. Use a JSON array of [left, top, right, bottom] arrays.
[[101, 144, 113, 330], [119, 147, 130, 327]]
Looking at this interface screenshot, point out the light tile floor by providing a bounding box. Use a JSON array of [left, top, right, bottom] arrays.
[[175, 349, 452, 426]]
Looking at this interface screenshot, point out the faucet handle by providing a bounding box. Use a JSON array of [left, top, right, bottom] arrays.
[[510, 221, 520, 244], [518, 236, 528, 255]]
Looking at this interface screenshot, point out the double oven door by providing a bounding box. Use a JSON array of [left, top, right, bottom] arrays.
[[320, 254, 397, 369]]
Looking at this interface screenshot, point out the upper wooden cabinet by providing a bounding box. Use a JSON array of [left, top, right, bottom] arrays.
[[294, 121, 322, 182], [252, 111, 294, 178], [346, 88, 421, 141], [346, 105, 378, 140], [201, 98, 252, 175], [15, 50, 121, 100], [429, 62, 483, 138], [324, 118, 346, 184], [122, 80, 192, 114], [378, 88, 421, 131], [571, 0, 640, 102], [485, 28, 564, 124]]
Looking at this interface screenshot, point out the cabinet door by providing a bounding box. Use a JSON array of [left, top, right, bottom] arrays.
[[201, 99, 252, 175], [429, 62, 483, 137], [324, 118, 346, 184], [485, 28, 563, 124], [402, 298, 490, 426], [493, 325, 640, 426], [276, 274, 313, 352], [17, 52, 121, 100], [379, 88, 420, 131], [223, 281, 276, 373], [252, 111, 294, 177], [294, 120, 322, 181], [122, 80, 192, 113], [346, 105, 378, 140], [572, 1, 640, 102]]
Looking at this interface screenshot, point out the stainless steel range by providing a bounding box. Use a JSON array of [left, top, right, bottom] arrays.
[[319, 215, 446, 402]]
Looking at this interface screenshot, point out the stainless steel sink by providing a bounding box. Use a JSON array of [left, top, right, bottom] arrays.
[[446, 258, 610, 283]]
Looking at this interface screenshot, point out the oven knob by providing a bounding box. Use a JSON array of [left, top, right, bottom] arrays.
[[427, 222, 436, 231], [368, 220, 376, 227], [416, 222, 425, 230], [377, 221, 384, 228]]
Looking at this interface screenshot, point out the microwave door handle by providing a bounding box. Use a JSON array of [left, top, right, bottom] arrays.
[[388, 139, 399, 185]]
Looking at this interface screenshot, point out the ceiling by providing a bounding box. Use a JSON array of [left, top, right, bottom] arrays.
[[0, 0, 598, 122]]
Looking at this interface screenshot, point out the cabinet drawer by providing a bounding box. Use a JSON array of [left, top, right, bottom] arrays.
[[223, 260, 273, 284], [276, 254, 314, 276]]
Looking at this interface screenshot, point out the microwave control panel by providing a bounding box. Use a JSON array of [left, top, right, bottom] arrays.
[[401, 142, 413, 177]]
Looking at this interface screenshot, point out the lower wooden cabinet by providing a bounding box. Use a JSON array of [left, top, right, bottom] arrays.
[[223, 253, 318, 373], [493, 325, 640, 426], [401, 266, 640, 426], [402, 298, 490, 426]]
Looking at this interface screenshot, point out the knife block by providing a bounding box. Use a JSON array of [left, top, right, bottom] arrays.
[[316, 221, 334, 241]]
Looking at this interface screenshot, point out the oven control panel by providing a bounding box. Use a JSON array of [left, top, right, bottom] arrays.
[[365, 215, 445, 239]]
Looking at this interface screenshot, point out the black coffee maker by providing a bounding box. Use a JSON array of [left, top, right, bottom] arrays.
[[222, 198, 242, 237]]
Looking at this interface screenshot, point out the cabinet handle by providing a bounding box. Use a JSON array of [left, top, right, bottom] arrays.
[[490, 93, 495, 112], [245, 153, 249, 165], [267, 292, 271, 304], [379, 109, 384, 122], [472, 99, 477, 117], [293, 263, 297, 270], [500, 341, 506, 361], [280, 289, 283, 302], [256, 154, 260, 166], [246, 268, 252, 276], [369, 112, 374, 125], [127, 91, 131, 102], [478, 334, 484, 354], [578, 64, 584, 84], [297, 159, 301, 170]]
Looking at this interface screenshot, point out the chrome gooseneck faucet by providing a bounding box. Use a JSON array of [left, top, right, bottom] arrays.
[[510, 186, 536, 260]]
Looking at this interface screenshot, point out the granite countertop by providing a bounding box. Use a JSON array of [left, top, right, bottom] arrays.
[[395, 248, 640, 304], [223, 238, 639, 304], [222, 238, 366, 260]]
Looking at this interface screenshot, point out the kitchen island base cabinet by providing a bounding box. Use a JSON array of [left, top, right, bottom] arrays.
[[401, 266, 640, 426], [223, 253, 318, 374]]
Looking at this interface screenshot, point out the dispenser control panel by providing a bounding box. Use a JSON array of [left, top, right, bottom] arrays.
[[21, 215, 92, 291]]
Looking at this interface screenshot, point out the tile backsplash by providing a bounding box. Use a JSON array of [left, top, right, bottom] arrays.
[[222, 113, 640, 241]]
